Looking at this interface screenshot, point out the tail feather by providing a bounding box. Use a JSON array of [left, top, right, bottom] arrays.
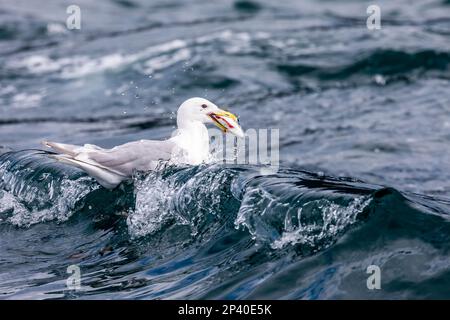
[[44, 141, 126, 189], [52, 154, 126, 189], [42, 141, 80, 157]]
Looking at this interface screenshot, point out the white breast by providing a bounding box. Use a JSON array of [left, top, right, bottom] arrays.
[[169, 121, 210, 165]]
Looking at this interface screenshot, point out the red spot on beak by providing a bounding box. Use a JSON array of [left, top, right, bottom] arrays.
[[216, 115, 234, 129]]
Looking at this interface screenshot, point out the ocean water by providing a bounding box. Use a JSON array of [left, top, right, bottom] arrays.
[[1, 0, 450, 299]]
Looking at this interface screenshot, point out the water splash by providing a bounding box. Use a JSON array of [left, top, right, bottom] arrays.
[[127, 164, 239, 238], [126, 170, 177, 237], [271, 197, 370, 249]]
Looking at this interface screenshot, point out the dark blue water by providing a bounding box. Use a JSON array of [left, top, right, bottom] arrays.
[[1, 0, 450, 299]]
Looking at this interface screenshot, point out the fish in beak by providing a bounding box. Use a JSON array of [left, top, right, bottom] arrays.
[[208, 109, 244, 138]]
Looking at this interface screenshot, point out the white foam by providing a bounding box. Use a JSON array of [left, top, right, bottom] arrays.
[[46, 23, 67, 35], [6, 30, 269, 79], [11, 92, 43, 109], [0, 85, 17, 95], [7, 39, 188, 79], [142, 48, 191, 74]]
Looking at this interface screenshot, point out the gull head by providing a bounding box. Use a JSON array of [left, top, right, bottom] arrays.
[[177, 97, 244, 138]]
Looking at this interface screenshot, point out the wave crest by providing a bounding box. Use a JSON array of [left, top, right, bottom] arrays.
[[0, 150, 98, 226], [1, 150, 376, 252]]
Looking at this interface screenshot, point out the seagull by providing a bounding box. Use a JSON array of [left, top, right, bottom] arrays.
[[42, 97, 244, 189]]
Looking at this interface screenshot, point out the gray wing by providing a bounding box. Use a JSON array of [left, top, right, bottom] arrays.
[[85, 139, 175, 176]]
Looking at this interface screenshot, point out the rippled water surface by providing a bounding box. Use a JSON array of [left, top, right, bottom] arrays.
[[1, 0, 450, 299]]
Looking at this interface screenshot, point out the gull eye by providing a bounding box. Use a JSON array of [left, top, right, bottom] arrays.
[[201, 104, 208, 109]]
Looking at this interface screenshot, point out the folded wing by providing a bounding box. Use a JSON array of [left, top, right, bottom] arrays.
[[43, 140, 175, 189]]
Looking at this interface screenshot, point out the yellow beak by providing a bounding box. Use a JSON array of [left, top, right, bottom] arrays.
[[208, 110, 244, 138]]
